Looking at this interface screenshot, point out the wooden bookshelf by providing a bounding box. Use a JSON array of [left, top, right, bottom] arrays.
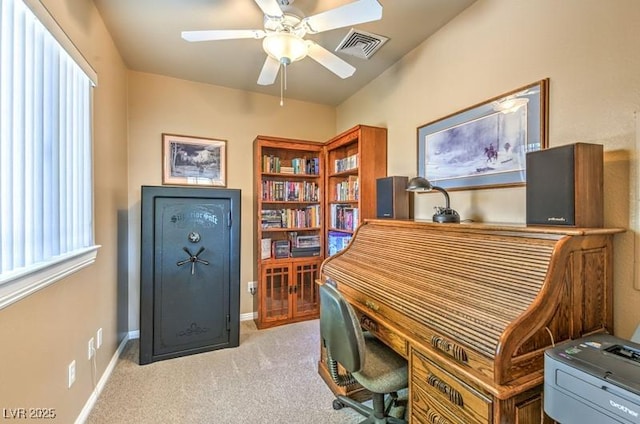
[[324, 125, 387, 256], [253, 136, 324, 329], [253, 126, 387, 328]]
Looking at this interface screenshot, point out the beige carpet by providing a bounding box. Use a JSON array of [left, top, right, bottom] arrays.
[[86, 320, 377, 423]]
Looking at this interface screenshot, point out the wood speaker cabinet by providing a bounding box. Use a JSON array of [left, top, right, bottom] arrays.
[[376, 176, 411, 219], [526, 143, 603, 227]]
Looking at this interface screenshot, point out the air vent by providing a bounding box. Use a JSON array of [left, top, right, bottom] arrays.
[[335, 29, 388, 60]]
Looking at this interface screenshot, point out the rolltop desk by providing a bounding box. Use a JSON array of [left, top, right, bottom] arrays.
[[318, 219, 623, 424]]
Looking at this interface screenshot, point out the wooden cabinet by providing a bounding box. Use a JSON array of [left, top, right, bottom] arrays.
[[324, 125, 387, 256], [319, 219, 623, 423], [257, 260, 321, 327], [411, 348, 493, 424], [253, 136, 324, 329], [253, 126, 387, 328]]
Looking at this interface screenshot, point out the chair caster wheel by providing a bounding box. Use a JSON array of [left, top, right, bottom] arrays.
[[332, 399, 344, 410]]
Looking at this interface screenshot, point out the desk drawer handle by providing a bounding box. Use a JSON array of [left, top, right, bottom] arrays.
[[427, 409, 453, 424], [431, 335, 468, 364], [427, 374, 464, 407], [359, 315, 378, 332], [365, 300, 379, 311]]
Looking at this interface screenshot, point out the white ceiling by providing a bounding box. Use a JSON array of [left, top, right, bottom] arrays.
[[93, 0, 477, 106]]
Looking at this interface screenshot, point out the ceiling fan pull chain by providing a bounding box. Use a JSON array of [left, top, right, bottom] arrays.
[[280, 62, 284, 106], [280, 60, 290, 106], [284, 62, 288, 91]]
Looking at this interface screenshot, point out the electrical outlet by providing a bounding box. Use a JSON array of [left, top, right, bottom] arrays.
[[96, 328, 103, 349], [68, 360, 76, 388], [88, 337, 95, 360], [248, 281, 257, 293]]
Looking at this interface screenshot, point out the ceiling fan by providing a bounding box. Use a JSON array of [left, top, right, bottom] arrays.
[[181, 0, 383, 94]]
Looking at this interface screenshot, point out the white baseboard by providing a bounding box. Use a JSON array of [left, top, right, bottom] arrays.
[[128, 329, 140, 339], [240, 312, 257, 321], [74, 334, 131, 424]]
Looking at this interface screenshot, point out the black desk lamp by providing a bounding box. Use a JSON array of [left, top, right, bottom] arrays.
[[406, 176, 460, 223]]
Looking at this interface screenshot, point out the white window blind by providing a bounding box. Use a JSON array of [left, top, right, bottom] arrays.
[[0, 0, 99, 308]]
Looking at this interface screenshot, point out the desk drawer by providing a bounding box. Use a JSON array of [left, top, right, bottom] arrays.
[[411, 349, 492, 424], [353, 308, 408, 357], [411, 383, 465, 424]]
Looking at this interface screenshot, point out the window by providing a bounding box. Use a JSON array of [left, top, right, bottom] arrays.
[[0, 0, 99, 309]]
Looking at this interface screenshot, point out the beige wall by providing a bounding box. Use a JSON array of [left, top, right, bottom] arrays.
[[126, 72, 336, 330], [0, 0, 129, 422], [338, 0, 640, 338], [3, 0, 640, 421]]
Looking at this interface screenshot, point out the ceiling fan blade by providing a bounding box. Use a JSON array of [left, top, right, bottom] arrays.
[[306, 42, 355, 79], [181, 29, 266, 42], [254, 0, 284, 17], [301, 0, 382, 34], [257, 56, 281, 85]]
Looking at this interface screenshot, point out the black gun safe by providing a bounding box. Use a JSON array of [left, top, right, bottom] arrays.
[[139, 185, 240, 365]]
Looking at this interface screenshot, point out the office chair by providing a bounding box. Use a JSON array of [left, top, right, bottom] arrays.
[[319, 282, 408, 424]]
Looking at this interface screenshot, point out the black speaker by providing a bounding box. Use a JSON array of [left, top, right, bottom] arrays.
[[376, 176, 412, 219], [526, 143, 603, 227]]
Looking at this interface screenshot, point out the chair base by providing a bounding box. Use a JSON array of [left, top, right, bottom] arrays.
[[334, 392, 407, 424]]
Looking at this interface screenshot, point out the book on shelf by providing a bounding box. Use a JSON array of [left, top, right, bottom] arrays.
[[334, 153, 358, 173], [279, 205, 321, 229], [291, 157, 320, 175], [306, 157, 320, 175], [349, 175, 359, 200], [263, 155, 320, 175], [343, 208, 354, 230], [262, 180, 319, 202], [272, 240, 291, 259], [262, 155, 280, 173], [330, 204, 359, 231], [286, 183, 301, 201], [290, 246, 321, 258], [335, 175, 359, 201], [295, 234, 320, 248], [327, 231, 352, 256], [261, 238, 272, 260], [261, 209, 282, 229]]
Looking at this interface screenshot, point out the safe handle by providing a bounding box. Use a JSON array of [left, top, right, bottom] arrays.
[[176, 246, 210, 275]]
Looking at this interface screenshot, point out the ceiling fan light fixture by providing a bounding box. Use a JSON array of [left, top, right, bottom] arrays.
[[262, 32, 308, 63]]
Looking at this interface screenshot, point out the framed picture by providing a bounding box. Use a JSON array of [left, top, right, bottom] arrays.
[[162, 133, 227, 187], [417, 79, 549, 191]]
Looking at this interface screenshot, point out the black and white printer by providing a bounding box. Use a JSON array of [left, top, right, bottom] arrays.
[[544, 334, 640, 423]]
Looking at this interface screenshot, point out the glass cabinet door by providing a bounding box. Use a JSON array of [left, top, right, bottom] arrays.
[[293, 262, 319, 317], [262, 265, 291, 322]]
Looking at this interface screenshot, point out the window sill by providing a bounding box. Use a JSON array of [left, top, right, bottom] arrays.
[[0, 245, 101, 310]]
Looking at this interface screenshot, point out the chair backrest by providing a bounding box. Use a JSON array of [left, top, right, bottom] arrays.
[[319, 282, 366, 373]]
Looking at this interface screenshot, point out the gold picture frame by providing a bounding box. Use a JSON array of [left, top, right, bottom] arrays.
[[162, 133, 227, 187], [417, 79, 549, 191]]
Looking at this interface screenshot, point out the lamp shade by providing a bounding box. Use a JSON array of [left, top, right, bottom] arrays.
[[263, 32, 308, 64], [406, 176, 460, 223], [406, 176, 433, 192]]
